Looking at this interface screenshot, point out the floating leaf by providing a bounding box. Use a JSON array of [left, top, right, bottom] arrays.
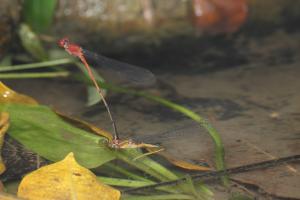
[[18, 153, 120, 200]]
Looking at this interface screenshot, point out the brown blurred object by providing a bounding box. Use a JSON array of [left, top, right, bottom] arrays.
[[52, 0, 244, 52], [191, 0, 248, 33], [54, 0, 191, 53], [0, 0, 21, 59], [0, 0, 295, 56]]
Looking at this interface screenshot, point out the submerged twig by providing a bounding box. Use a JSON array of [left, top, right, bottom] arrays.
[[124, 154, 300, 193]]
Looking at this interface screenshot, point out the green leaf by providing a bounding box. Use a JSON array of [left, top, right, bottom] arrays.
[[18, 24, 48, 61], [23, 0, 57, 33], [0, 71, 69, 79], [86, 86, 102, 106], [0, 104, 116, 168]]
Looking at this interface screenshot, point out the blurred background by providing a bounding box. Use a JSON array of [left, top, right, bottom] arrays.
[[1, 0, 300, 70]]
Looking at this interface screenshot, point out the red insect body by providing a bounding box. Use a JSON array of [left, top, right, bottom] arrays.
[[58, 37, 83, 58]]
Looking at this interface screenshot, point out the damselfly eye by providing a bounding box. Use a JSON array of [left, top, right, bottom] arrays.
[[58, 37, 69, 48]]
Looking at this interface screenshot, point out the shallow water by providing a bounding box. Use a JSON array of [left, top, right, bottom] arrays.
[[4, 29, 300, 199]]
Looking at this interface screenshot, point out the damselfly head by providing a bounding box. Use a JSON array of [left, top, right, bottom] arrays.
[[58, 37, 70, 49]]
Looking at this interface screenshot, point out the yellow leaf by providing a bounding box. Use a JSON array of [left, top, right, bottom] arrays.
[[18, 153, 120, 200], [0, 82, 38, 105], [0, 112, 9, 174]]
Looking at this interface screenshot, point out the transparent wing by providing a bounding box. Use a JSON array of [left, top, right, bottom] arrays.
[[82, 49, 156, 87]]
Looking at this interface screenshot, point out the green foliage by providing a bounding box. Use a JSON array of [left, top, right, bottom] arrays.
[[23, 0, 57, 33], [18, 24, 48, 61], [0, 54, 226, 186], [0, 103, 213, 198], [0, 104, 116, 168]]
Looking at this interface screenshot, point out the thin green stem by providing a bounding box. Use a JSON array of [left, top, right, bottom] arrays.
[[100, 164, 178, 194], [0, 71, 70, 79], [97, 176, 152, 187], [104, 162, 153, 183], [0, 58, 73, 72], [115, 150, 178, 182]]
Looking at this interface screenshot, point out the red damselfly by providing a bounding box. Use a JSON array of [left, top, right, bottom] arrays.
[[58, 37, 156, 144]]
